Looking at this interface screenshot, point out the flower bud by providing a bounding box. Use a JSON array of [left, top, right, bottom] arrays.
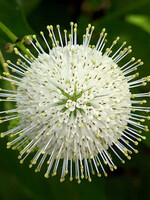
[[23, 35, 32, 45], [5, 43, 14, 53]]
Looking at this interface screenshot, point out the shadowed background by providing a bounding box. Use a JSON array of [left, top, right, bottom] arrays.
[[0, 0, 150, 199]]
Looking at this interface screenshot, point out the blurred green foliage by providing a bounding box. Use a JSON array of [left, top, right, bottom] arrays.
[[0, 0, 150, 200]]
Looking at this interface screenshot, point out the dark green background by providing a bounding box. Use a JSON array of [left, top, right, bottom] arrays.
[[0, 0, 150, 199]]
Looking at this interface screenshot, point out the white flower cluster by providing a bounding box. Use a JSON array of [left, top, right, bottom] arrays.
[[0, 23, 149, 183]]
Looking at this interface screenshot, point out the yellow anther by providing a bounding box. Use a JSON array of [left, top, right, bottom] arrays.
[[41, 113, 45, 117], [60, 177, 65, 182], [18, 155, 22, 159], [114, 165, 117, 170], [140, 62, 144, 66], [66, 138, 69, 142], [47, 160, 50, 164], [104, 160, 107, 165], [81, 174, 84, 179], [3, 63, 8, 67], [52, 171, 57, 176], [41, 150, 45, 154], [110, 116, 114, 120], [49, 33, 52, 38], [35, 136, 39, 140], [70, 22, 74, 26], [26, 71, 30, 74], [92, 170, 95, 175], [29, 164, 33, 168], [142, 136, 146, 140], [128, 150, 132, 154], [33, 35, 36, 39], [6, 60, 11, 64], [44, 173, 49, 178], [110, 167, 114, 171], [91, 26, 95, 30], [134, 149, 138, 153], [102, 28, 106, 33], [0, 133, 5, 138], [58, 123, 61, 127], [30, 100, 34, 104], [56, 25, 60, 29], [49, 89, 53, 93], [142, 82, 147, 86], [128, 49, 132, 53], [7, 142, 11, 147], [20, 159, 24, 164], [97, 173, 101, 177], [145, 76, 150, 82], [104, 172, 108, 177], [134, 141, 138, 145], [140, 119, 145, 122], [17, 110, 22, 114], [56, 155, 59, 159], [47, 25, 50, 30], [123, 41, 127, 45], [50, 25, 53, 30], [70, 176, 73, 181], [32, 160, 36, 165], [46, 132, 50, 136], [26, 149, 31, 153], [127, 156, 131, 160], [131, 57, 135, 61], [87, 34, 90, 38], [70, 61, 74, 66], [30, 116, 34, 120], [121, 159, 125, 164], [131, 94, 136, 98], [88, 23, 91, 28], [74, 23, 77, 28], [88, 177, 92, 182], [68, 103, 71, 107], [90, 155, 94, 159], [14, 48, 19, 54], [35, 168, 40, 173], [74, 28, 77, 32]]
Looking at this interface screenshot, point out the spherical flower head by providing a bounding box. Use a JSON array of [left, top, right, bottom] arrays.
[[0, 23, 149, 183]]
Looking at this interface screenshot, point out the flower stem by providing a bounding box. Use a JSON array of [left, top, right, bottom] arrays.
[[0, 50, 16, 91], [0, 21, 29, 56]]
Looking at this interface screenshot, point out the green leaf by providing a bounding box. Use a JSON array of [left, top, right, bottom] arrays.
[[126, 14, 150, 34], [19, 0, 42, 16], [108, 0, 150, 17]]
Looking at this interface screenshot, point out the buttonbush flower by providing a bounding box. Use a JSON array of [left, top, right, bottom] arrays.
[[0, 22, 150, 183]]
